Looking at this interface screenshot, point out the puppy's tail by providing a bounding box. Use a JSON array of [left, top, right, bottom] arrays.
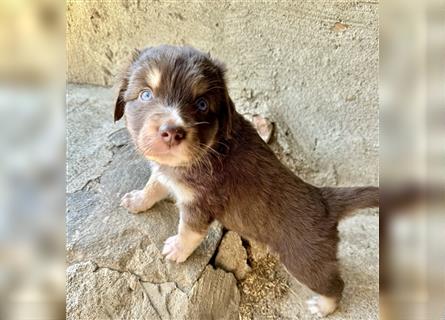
[[320, 186, 379, 220]]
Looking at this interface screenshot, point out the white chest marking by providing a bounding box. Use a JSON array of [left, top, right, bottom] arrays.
[[157, 173, 195, 204]]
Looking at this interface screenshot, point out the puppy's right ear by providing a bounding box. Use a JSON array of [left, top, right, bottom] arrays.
[[114, 78, 128, 122], [114, 49, 140, 122]]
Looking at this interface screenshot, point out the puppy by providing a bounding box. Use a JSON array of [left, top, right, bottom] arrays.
[[115, 45, 379, 317]]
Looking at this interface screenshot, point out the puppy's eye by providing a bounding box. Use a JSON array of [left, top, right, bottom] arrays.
[[139, 89, 153, 101], [195, 97, 208, 112]]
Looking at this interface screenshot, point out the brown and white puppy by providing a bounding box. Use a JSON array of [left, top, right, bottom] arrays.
[[114, 45, 379, 317]]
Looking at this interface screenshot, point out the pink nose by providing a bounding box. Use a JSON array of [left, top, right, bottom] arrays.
[[159, 124, 186, 146]]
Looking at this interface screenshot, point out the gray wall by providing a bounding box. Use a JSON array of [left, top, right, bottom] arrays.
[[67, 1, 378, 186]]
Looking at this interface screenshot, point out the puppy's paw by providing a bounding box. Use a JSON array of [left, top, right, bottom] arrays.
[[162, 235, 192, 263], [120, 190, 153, 213], [306, 295, 338, 317]]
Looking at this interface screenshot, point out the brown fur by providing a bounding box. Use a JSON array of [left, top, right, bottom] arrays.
[[114, 45, 379, 315]]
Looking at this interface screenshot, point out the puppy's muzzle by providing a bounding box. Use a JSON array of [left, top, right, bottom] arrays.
[[159, 123, 186, 147]]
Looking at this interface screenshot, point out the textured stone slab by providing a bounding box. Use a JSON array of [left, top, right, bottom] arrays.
[[186, 266, 240, 320], [66, 261, 162, 320], [215, 231, 251, 280], [67, 262, 240, 320]]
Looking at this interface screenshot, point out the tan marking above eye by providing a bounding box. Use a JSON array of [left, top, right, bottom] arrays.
[[192, 80, 209, 97], [147, 68, 162, 89]]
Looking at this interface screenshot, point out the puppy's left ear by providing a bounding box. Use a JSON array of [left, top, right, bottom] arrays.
[[212, 58, 236, 139], [222, 92, 235, 139], [114, 49, 140, 122]]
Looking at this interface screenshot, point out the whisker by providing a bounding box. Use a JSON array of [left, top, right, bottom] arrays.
[[216, 141, 229, 150], [199, 143, 221, 156], [186, 121, 210, 128], [197, 143, 223, 169], [205, 86, 226, 92], [188, 144, 215, 174]]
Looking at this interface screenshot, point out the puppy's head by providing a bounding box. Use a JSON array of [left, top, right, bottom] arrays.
[[114, 45, 234, 167]]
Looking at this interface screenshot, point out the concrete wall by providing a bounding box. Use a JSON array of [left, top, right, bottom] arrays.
[[67, 1, 378, 186]]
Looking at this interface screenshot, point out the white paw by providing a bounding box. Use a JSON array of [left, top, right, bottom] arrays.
[[120, 190, 153, 213], [307, 296, 324, 317], [162, 235, 192, 263], [306, 295, 337, 317]]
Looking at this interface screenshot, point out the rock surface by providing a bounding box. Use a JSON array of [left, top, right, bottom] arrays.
[[187, 266, 240, 320], [67, 262, 239, 320], [66, 261, 164, 320], [66, 84, 378, 320], [215, 231, 251, 280]]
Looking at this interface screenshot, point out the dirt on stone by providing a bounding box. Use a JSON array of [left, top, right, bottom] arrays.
[[239, 254, 289, 320]]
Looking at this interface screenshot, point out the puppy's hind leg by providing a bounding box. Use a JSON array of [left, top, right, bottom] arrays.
[[306, 282, 343, 317], [280, 247, 344, 317]]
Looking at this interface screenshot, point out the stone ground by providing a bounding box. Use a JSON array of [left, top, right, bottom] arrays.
[[66, 84, 378, 320]]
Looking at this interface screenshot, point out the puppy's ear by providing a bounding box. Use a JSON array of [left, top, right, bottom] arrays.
[[114, 49, 140, 122], [222, 93, 235, 139], [114, 78, 128, 122], [212, 58, 236, 139]]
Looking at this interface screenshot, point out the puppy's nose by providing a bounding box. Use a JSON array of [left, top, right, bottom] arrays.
[[159, 124, 186, 146]]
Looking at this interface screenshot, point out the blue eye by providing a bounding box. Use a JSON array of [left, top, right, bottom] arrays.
[[139, 89, 153, 101], [195, 98, 208, 112]]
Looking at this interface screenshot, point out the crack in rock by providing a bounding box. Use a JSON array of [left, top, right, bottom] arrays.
[[67, 261, 240, 320]]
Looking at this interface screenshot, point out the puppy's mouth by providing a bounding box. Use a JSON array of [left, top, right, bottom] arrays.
[[132, 110, 217, 167], [136, 127, 200, 167]]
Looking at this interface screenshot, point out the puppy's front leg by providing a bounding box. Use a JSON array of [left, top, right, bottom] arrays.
[[121, 172, 169, 213], [162, 211, 209, 263]]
